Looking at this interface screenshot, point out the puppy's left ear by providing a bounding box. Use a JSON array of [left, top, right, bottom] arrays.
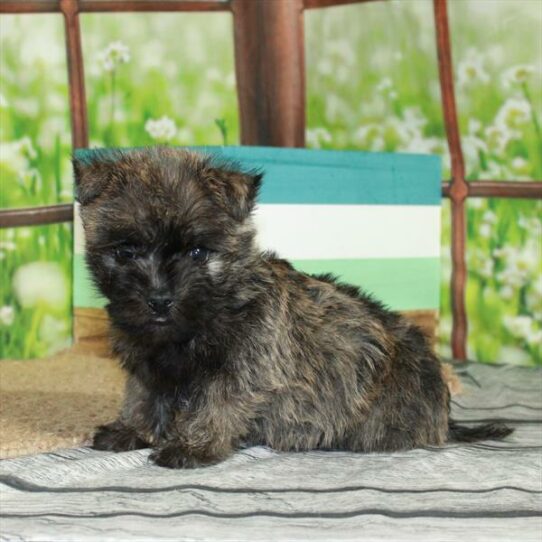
[[202, 166, 263, 222], [72, 157, 110, 206]]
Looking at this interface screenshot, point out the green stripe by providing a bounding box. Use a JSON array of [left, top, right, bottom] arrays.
[[74, 255, 439, 311], [74, 146, 441, 206], [292, 258, 440, 311], [73, 255, 106, 309]]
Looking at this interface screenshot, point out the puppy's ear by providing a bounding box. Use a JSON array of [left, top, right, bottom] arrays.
[[72, 158, 108, 206], [202, 165, 262, 221], [72, 150, 122, 206]]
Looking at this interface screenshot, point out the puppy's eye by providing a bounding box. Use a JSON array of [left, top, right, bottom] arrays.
[[114, 245, 138, 261], [188, 247, 210, 263]]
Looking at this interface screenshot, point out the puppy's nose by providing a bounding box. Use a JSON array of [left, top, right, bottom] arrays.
[[147, 296, 173, 315]]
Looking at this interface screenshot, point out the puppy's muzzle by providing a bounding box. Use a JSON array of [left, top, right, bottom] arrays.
[[147, 296, 173, 316]]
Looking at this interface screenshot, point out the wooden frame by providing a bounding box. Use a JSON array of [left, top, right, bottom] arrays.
[[1, 0, 541, 359]]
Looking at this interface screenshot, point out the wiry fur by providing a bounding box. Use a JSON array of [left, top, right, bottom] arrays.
[[74, 147, 513, 469]]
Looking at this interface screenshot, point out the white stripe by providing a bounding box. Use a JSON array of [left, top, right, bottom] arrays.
[[253, 204, 441, 260], [74, 203, 86, 255], [74, 203, 441, 260]]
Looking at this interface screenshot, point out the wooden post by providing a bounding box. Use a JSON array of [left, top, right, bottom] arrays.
[[59, 0, 89, 149], [433, 0, 468, 360], [231, 0, 306, 147]]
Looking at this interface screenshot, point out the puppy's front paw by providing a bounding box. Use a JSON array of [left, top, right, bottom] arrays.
[[92, 421, 149, 452], [149, 445, 218, 469]]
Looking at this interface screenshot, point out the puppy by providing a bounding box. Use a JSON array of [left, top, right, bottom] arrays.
[[73, 147, 512, 468]]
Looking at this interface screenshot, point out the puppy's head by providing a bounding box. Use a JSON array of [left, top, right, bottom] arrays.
[[73, 147, 262, 342]]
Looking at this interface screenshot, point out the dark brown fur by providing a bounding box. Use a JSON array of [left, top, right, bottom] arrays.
[[74, 147, 512, 468]]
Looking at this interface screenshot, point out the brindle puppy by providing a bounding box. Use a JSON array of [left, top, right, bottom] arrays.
[[74, 147, 512, 468]]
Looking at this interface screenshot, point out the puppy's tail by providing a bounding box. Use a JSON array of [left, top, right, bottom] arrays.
[[447, 419, 513, 443]]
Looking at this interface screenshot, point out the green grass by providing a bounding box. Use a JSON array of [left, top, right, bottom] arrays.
[[0, 2, 540, 363]]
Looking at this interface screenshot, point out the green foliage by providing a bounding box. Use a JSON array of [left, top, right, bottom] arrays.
[[0, 2, 540, 363]]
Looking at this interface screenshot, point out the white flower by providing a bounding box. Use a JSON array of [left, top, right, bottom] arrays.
[[225, 72, 236, 89], [468, 198, 484, 209], [479, 258, 494, 278], [0, 136, 37, 174], [495, 97, 531, 129], [484, 124, 515, 155], [402, 107, 427, 133], [39, 314, 68, 345], [479, 223, 491, 238], [326, 40, 355, 66], [482, 210, 497, 224], [511, 157, 529, 173], [401, 136, 443, 155], [502, 64, 535, 88], [376, 77, 393, 92], [462, 135, 488, 169], [98, 41, 131, 72], [206, 67, 222, 83], [317, 59, 333, 76], [494, 241, 539, 289], [0, 240, 16, 251], [503, 315, 541, 345], [518, 215, 542, 236], [144, 116, 177, 142], [306, 127, 332, 149], [499, 285, 515, 300], [353, 124, 383, 150], [468, 118, 482, 135], [325, 94, 351, 123], [0, 306, 14, 326], [12, 262, 68, 309], [457, 50, 489, 87]]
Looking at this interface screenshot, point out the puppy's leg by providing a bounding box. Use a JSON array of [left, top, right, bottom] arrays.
[[92, 420, 149, 452], [92, 376, 152, 452], [150, 380, 254, 469]]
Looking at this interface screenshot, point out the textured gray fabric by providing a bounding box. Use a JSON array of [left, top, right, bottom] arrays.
[[1, 362, 541, 541]]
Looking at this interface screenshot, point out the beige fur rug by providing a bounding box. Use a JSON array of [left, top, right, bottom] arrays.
[[0, 348, 124, 459], [0, 347, 461, 459]]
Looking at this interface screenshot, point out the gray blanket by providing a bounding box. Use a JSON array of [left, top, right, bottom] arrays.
[[1, 362, 541, 541]]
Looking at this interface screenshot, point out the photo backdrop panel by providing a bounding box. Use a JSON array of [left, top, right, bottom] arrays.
[[73, 146, 441, 350]]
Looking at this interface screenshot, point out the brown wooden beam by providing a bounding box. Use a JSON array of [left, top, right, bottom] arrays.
[[0, 204, 73, 228], [0, 1, 59, 13], [442, 181, 542, 199], [304, 0, 383, 9], [0, 0, 230, 13], [232, 0, 305, 147], [59, 0, 88, 149], [467, 181, 542, 199], [434, 0, 468, 361]]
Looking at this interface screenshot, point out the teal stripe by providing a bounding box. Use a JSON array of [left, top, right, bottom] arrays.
[[74, 146, 441, 206], [74, 254, 439, 311]]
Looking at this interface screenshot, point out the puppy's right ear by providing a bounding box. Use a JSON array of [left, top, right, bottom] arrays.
[[72, 153, 110, 206]]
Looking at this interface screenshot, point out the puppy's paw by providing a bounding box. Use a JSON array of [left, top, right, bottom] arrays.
[[92, 421, 149, 452], [149, 445, 218, 469]]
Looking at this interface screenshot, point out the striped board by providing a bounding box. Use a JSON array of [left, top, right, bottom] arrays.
[[73, 146, 441, 315], [1, 362, 540, 541]]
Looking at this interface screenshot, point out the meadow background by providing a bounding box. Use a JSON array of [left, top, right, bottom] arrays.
[[0, 0, 540, 364]]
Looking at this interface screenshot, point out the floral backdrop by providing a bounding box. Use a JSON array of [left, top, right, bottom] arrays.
[[0, 0, 540, 364]]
